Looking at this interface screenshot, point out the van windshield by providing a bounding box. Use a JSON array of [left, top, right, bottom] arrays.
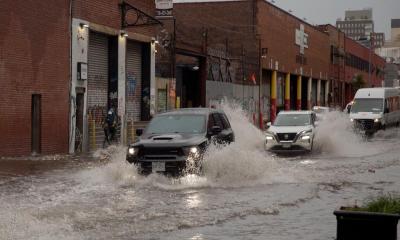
[[145, 114, 206, 134], [351, 98, 383, 113]]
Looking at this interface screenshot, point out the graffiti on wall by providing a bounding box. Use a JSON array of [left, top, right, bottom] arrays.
[[88, 105, 107, 124], [127, 72, 137, 97]]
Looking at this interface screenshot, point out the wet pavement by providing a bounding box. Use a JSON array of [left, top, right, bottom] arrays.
[[1, 109, 400, 240]]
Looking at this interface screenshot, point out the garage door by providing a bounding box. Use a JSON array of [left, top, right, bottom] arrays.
[[88, 31, 108, 110], [88, 31, 108, 150]]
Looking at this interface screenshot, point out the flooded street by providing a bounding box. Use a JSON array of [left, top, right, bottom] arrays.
[[1, 108, 400, 240]]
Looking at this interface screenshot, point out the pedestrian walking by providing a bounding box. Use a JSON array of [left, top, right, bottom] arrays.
[[106, 107, 117, 142], [102, 118, 110, 148]]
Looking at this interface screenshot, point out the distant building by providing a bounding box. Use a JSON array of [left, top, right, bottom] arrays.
[[371, 32, 385, 48], [390, 19, 400, 46], [336, 8, 384, 48], [375, 19, 400, 87], [383, 62, 399, 87], [337, 9, 374, 40]]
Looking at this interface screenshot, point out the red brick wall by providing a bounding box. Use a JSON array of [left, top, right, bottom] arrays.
[[257, 1, 330, 79], [175, 1, 256, 53], [0, 0, 70, 156], [73, 0, 155, 37], [174, 1, 258, 84], [345, 37, 385, 87]]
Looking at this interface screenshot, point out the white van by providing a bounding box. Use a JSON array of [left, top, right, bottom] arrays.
[[350, 88, 400, 132]]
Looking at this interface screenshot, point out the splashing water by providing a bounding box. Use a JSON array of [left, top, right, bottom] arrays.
[[83, 99, 396, 189], [201, 101, 281, 185], [81, 100, 289, 188], [313, 111, 383, 157]]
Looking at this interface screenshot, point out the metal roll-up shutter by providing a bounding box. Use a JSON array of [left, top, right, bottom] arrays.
[[126, 41, 142, 121], [88, 32, 108, 109], [88, 31, 108, 150]]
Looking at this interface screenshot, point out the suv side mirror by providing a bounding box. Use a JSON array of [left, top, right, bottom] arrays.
[[267, 122, 272, 128], [384, 108, 390, 114], [136, 128, 143, 136], [210, 126, 222, 135]]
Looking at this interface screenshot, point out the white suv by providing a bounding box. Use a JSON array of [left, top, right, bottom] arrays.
[[265, 111, 316, 153]]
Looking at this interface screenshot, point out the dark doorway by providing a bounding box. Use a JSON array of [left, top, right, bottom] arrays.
[[31, 94, 41, 154], [108, 37, 118, 111], [290, 75, 297, 110], [301, 77, 308, 110], [176, 66, 201, 108], [75, 90, 85, 152], [141, 43, 151, 120]]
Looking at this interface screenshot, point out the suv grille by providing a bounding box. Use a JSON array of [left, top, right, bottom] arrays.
[[276, 133, 297, 141], [140, 147, 183, 156], [355, 119, 374, 130]]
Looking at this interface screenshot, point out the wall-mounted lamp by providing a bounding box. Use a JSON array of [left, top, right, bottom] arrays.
[[120, 31, 128, 38], [79, 23, 89, 29], [193, 66, 199, 71], [151, 37, 159, 44]]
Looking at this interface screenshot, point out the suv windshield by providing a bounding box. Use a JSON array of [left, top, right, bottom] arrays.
[[146, 114, 206, 134], [274, 114, 311, 126], [351, 98, 383, 113]]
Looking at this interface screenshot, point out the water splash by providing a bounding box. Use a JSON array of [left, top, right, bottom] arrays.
[[84, 100, 397, 189], [201, 100, 288, 186], [313, 111, 383, 157]]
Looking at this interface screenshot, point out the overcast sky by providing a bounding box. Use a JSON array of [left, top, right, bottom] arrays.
[[174, 0, 400, 40]]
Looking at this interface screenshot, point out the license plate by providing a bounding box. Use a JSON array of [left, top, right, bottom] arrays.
[[152, 162, 165, 173], [282, 143, 291, 149]]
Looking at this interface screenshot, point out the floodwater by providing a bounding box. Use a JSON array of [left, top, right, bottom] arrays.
[[1, 104, 400, 240]]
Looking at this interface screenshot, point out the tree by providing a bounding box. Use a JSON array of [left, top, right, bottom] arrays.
[[352, 74, 366, 91]]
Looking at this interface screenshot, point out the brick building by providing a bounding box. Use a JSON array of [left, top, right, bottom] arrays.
[[257, 0, 330, 121], [156, 0, 258, 112], [172, 0, 330, 124], [70, 0, 158, 153], [319, 24, 385, 107], [0, 0, 158, 156], [0, 0, 70, 156]]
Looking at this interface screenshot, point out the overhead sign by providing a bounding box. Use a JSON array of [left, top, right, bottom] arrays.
[[155, 0, 173, 17], [296, 24, 309, 55]]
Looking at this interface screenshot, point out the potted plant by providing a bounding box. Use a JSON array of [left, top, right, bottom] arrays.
[[334, 194, 400, 240]]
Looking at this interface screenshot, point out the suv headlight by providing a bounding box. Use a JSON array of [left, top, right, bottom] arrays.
[[374, 118, 381, 123], [299, 129, 312, 140], [183, 146, 200, 157], [127, 147, 138, 156], [265, 131, 275, 140]]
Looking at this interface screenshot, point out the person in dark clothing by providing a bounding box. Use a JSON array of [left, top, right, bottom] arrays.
[[106, 108, 117, 142], [102, 119, 110, 148]]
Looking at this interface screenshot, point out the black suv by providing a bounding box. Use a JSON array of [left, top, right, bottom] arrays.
[[126, 108, 234, 175]]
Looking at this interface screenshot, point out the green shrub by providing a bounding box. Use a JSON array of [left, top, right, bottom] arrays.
[[347, 195, 400, 214]]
